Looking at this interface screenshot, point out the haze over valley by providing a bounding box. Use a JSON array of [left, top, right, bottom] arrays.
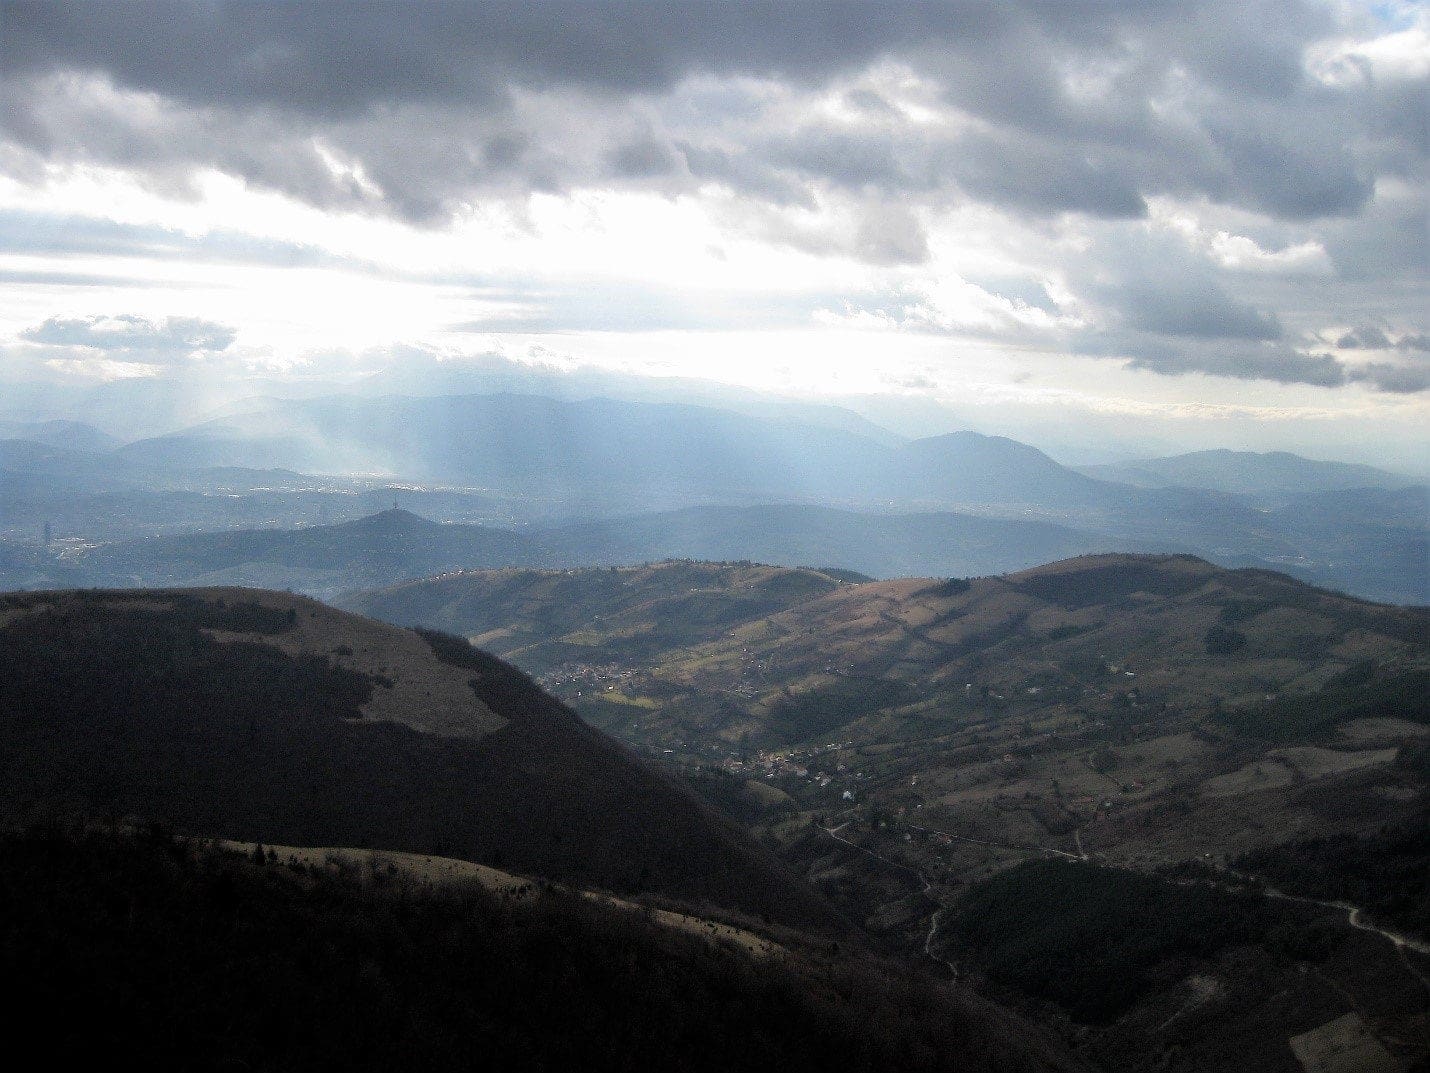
[[2, 390, 1426, 605]]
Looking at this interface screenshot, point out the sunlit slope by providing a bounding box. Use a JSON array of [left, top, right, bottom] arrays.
[[0, 587, 840, 930], [347, 554, 1428, 749], [341, 560, 860, 671]]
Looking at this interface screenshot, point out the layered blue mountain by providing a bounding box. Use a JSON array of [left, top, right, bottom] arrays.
[[1, 391, 1422, 603]]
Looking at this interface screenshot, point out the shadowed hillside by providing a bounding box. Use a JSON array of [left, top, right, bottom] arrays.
[[0, 825, 1088, 1073], [0, 587, 840, 932], [78, 508, 540, 592]]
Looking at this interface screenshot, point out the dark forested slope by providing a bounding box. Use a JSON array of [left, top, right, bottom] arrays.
[[0, 587, 836, 931], [0, 825, 1087, 1073]]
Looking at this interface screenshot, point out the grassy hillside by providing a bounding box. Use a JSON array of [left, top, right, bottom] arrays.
[[347, 553, 1427, 753], [0, 587, 839, 931], [342, 560, 856, 672]]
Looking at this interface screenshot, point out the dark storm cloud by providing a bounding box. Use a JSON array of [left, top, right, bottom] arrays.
[[606, 137, 684, 180], [1, 0, 1420, 231], [951, 132, 1149, 219], [1072, 328, 1429, 394], [20, 313, 236, 361]]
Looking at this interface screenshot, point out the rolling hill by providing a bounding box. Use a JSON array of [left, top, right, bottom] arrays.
[[345, 554, 1428, 755], [341, 561, 860, 669], [344, 554, 1430, 1069], [1080, 449, 1414, 500], [10, 491, 1425, 603], [28, 504, 1122, 600], [76, 508, 541, 592]]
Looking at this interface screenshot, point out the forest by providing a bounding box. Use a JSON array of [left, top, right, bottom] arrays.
[[1236, 821, 1430, 940], [0, 825, 1073, 1073], [943, 859, 1334, 1023]]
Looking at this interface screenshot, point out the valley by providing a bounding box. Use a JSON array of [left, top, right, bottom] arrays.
[[8, 7, 1428, 1069], [346, 554, 1430, 1071], [2, 398, 1425, 1072]]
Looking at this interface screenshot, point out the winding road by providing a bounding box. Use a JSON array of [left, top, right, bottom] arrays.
[[819, 817, 1430, 997], [819, 822, 960, 978], [1210, 866, 1430, 991]]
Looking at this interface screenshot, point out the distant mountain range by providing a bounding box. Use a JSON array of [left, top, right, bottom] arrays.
[[1079, 449, 1415, 500], [4, 495, 1425, 604], [108, 392, 1416, 520], [76, 508, 537, 593], [11, 496, 1421, 605], [33, 505, 1115, 598], [1, 392, 1423, 603], [0, 418, 121, 455]]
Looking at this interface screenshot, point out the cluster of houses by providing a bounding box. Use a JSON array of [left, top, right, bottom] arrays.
[[719, 739, 871, 797], [536, 661, 636, 694]]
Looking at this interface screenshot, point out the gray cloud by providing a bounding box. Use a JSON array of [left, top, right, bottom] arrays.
[[1, 0, 1419, 232], [1335, 326, 1430, 354], [606, 137, 683, 179], [19, 313, 236, 361], [1, 0, 1424, 400], [1080, 232, 1286, 343], [1347, 361, 1430, 394], [1115, 280, 1282, 341], [1336, 326, 1394, 350], [1072, 329, 1429, 394], [1118, 338, 1348, 388]]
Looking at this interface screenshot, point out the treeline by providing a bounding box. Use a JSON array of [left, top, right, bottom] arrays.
[[1237, 820, 1430, 940], [1010, 560, 1207, 609], [943, 859, 1332, 1023], [0, 596, 372, 751], [1212, 668, 1429, 743], [416, 627, 582, 728], [768, 677, 911, 741], [0, 826, 1075, 1073]]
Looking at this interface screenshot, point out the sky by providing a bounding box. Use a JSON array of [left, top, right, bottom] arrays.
[[0, 0, 1426, 468]]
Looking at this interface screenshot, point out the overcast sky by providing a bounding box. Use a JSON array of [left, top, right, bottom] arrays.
[[1, 1, 1426, 465]]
